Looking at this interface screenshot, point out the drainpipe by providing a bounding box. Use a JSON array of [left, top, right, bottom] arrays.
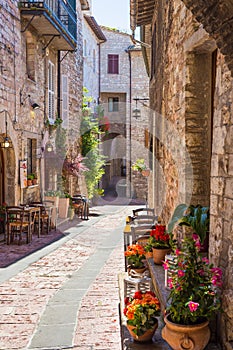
[[57, 50, 61, 118], [97, 42, 101, 104], [127, 49, 132, 197]]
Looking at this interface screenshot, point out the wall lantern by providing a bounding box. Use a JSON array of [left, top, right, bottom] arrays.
[[0, 109, 13, 149], [46, 141, 53, 152], [20, 90, 40, 110], [132, 97, 149, 119]]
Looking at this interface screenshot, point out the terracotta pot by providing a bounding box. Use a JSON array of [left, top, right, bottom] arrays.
[[162, 315, 210, 350], [127, 265, 147, 275], [141, 169, 150, 177], [127, 321, 158, 342], [152, 248, 171, 265]]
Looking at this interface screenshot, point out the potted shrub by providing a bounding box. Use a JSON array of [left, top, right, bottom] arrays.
[[27, 174, 34, 186], [58, 192, 70, 219], [124, 244, 146, 274], [124, 290, 161, 342], [162, 235, 222, 350], [131, 158, 150, 177], [148, 225, 171, 265]]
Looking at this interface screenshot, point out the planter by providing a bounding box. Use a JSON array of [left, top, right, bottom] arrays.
[[152, 247, 171, 265], [162, 315, 210, 350], [27, 179, 32, 187], [127, 265, 147, 275], [127, 321, 158, 342], [141, 169, 150, 177], [58, 197, 69, 219]]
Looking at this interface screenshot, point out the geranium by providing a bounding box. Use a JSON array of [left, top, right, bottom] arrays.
[[125, 244, 146, 268], [124, 291, 160, 336], [164, 234, 222, 325], [147, 225, 170, 249]]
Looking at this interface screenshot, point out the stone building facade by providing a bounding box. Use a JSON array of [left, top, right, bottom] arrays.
[[131, 0, 233, 348], [0, 0, 87, 208], [99, 27, 150, 200]]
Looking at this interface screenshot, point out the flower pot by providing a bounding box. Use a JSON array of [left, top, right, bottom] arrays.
[[162, 315, 210, 350], [141, 169, 150, 177], [127, 321, 158, 342], [27, 179, 32, 187], [152, 248, 171, 265], [128, 265, 147, 275]]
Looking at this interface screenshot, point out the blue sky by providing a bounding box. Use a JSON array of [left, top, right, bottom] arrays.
[[92, 0, 131, 33]]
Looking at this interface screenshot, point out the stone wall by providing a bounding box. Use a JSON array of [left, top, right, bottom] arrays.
[[148, 0, 233, 347], [0, 1, 84, 205]]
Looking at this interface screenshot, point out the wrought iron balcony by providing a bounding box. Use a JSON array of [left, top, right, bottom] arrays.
[[18, 0, 77, 51]]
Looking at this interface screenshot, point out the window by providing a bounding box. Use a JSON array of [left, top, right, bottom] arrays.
[[108, 97, 119, 112], [62, 75, 69, 128], [27, 138, 36, 175], [48, 61, 55, 121], [108, 54, 119, 74]]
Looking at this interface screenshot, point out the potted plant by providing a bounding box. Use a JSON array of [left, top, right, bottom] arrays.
[[162, 235, 222, 350], [131, 158, 150, 176], [27, 174, 34, 186], [124, 290, 161, 342], [124, 244, 146, 274], [148, 225, 171, 265], [58, 192, 70, 219]]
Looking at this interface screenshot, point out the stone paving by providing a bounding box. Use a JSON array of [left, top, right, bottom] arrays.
[[0, 203, 222, 350]]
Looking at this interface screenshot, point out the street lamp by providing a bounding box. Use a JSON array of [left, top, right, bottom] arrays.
[[0, 109, 13, 149]]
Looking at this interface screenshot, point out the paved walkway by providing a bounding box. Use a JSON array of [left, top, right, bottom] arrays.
[[0, 202, 221, 350], [0, 204, 133, 350]]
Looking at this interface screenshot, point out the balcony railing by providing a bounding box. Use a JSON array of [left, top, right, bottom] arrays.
[[19, 0, 77, 49]]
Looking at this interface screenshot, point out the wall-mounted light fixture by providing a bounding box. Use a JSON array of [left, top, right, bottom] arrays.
[[132, 97, 149, 119], [20, 90, 40, 110], [0, 109, 13, 149], [46, 141, 53, 152]]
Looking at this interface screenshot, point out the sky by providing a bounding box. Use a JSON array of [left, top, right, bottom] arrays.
[[92, 0, 131, 33]]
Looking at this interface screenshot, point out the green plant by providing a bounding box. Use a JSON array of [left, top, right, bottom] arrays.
[[131, 158, 147, 172], [163, 235, 222, 325], [168, 204, 209, 244], [27, 174, 35, 180], [80, 88, 106, 199], [44, 190, 60, 197], [124, 244, 146, 268], [124, 291, 160, 336]]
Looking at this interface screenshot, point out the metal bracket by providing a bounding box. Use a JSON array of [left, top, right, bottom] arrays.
[[42, 35, 59, 51], [21, 15, 36, 33]]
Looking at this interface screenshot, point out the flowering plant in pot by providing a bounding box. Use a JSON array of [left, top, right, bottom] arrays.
[[124, 291, 160, 341], [162, 234, 222, 350], [124, 244, 146, 271], [147, 225, 171, 264]]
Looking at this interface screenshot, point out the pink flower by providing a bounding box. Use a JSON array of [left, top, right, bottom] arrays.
[[188, 301, 199, 312], [167, 278, 173, 289], [197, 269, 205, 276], [211, 267, 223, 287], [202, 257, 209, 264], [178, 270, 185, 277], [163, 260, 169, 270], [175, 248, 181, 256]]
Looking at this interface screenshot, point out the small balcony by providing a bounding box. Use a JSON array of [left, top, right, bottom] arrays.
[[18, 0, 77, 51]]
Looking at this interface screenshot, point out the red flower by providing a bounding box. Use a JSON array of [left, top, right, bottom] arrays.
[[133, 291, 142, 300]]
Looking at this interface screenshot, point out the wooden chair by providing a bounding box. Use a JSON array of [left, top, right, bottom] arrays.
[[132, 208, 155, 217], [43, 200, 58, 230], [6, 206, 31, 245], [31, 203, 51, 235], [131, 225, 153, 243], [132, 214, 158, 226]]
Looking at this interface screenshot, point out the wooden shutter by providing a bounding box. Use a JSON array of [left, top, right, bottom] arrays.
[[48, 61, 55, 121], [62, 75, 69, 128], [108, 54, 119, 74]]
